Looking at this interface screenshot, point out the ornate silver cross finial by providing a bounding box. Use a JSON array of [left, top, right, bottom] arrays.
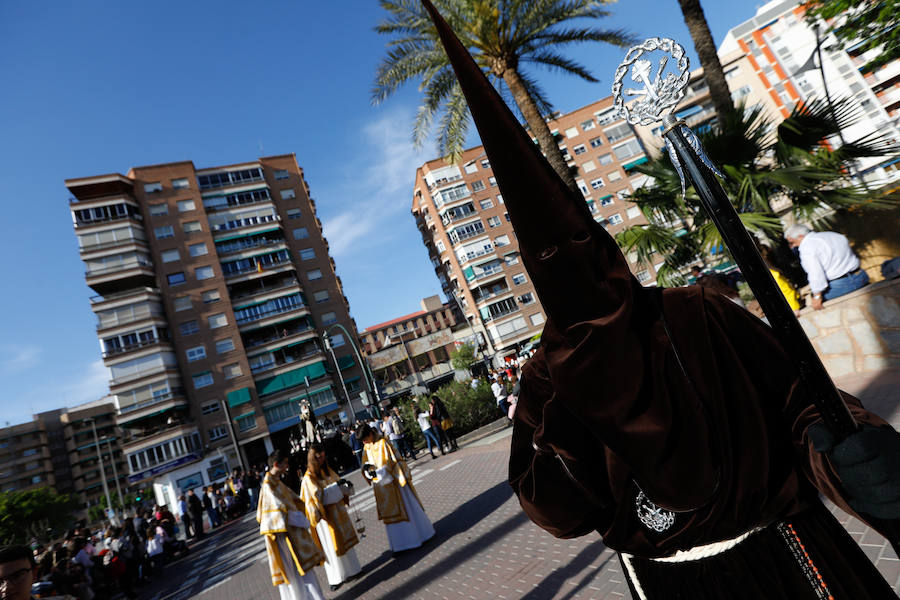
[[612, 38, 690, 126]]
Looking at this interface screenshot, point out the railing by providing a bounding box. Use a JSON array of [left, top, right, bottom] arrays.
[[440, 206, 478, 225], [80, 236, 146, 252], [474, 287, 510, 304], [203, 189, 272, 212], [120, 419, 193, 443], [211, 213, 278, 232], [223, 255, 292, 277], [96, 308, 161, 330], [236, 300, 306, 325], [242, 322, 314, 349], [89, 287, 159, 304], [230, 278, 299, 302], [215, 235, 284, 256], [118, 389, 186, 415], [86, 258, 153, 277], [449, 224, 486, 244], [458, 245, 495, 264], [426, 174, 463, 192], [482, 303, 520, 323], [249, 347, 322, 375], [471, 264, 504, 281], [74, 212, 142, 228], [102, 336, 170, 358]]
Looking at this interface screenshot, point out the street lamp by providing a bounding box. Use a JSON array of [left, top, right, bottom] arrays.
[[86, 418, 113, 524], [104, 436, 125, 511], [326, 323, 383, 418], [323, 334, 355, 425]]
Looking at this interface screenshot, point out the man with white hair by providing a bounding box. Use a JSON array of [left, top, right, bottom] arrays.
[[783, 224, 869, 310]]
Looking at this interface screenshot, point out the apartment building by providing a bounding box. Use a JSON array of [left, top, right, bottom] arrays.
[[716, 0, 900, 184], [0, 419, 55, 494], [412, 98, 656, 357], [66, 154, 367, 509], [359, 296, 465, 401]]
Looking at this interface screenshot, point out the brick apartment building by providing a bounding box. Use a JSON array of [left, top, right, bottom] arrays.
[[66, 154, 368, 509], [412, 98, 657, 358], [0, 419, 55, 494], [359, 296, 466, 401]]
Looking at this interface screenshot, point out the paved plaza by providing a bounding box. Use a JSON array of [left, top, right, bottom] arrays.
[[138, 368, 899, 600]]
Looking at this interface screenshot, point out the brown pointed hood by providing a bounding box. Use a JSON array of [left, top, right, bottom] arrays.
[[421, 0, 720, 516], [419, 0, 638, 331]]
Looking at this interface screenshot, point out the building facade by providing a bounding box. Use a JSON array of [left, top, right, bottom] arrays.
[[412, 98, 657, 358], [66, 154, 367, 509], [359, 296, 466, 401], [0, 419, 55, 494]]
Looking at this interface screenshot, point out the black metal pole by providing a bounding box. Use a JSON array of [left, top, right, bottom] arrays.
[[663, 118, 900, 552]]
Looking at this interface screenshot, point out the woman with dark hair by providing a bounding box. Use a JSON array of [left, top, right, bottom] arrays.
[[300, 443, 361, 591], [759, 243, 801, 313], [430, 395, 458, 451], [257, 449, 325, 600], [355, 423, 434, 554]]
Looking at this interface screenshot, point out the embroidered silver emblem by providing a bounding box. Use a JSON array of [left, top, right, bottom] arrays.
[[612, 38, 691, 126], [635, 491, 676, 533]]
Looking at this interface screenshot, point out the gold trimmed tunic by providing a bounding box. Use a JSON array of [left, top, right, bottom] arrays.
[[363, 437, 424, 524], [300, 470, 359, 557]]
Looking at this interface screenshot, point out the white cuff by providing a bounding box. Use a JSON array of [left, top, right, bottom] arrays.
[[322, 482, 344, 505], [375, 467, 394, 485]]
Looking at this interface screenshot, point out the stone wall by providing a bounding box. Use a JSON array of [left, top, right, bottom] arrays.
[[798, 279, 900, 377]]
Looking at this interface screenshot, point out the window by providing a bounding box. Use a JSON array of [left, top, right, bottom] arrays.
[[613, 139, 642, 160], [167, 272, 186, 286], [471, 180, 486, 192], [600, 196, 614, 206], [608, 170, 622, 182], [189, 243, 208, 257], [195, 266, 214, 280], [155, 225, 174, 239], [479, 198, 493, 210], [321, 311, 337, 326], [436, 240, 446, 253], [160, 249, 180, 263], [215, 338, 235, 354], [197, 167, 263, 190], [504, 253, 519, 265], [530, 313, 545, 326], [565, 126, 579, 138], [597, 153, 614, 165], [236, 414, 257, 432], [573, 144, 587, 155], [274, 169, 290, 180], [487, 216, 502, 228], [179, 320, 199, 336], [172, 178, 190, 189], [512, 273, 527, 285], [293, 227, 309, 240], [209, 426, 227, 441], [183, 221, 201, 233], [202, 401, 220, 415], [627, 206, 642, 219], [590, 177, 605, 190], [589, 136, 604, 148], [202, 289, 220, 303], [223, 363, 242, 379], [177, 199, 196, 212], [299, 248, 315, 260], [307, 269, 322, 280], [464, 162, 478, 174], [582, 160, 597, 172], [581, 119, 596, 131], [173, 296, 192, 312], [636, 270, 651, 283], [193, 372, 214, 389], [286, 208, 302, 219], [330, 333, 346, 347], [519, 292, 535, 305], [578, 180, 589, 196], [149, 203, 168, 216], [497, 194, 503, 203], [280, 189, 296, 200], [208, 313, 227, 329], [186, 346, 206, 362], [607, 213, 624, 225], [494, 235, 510, 247], [604, 123, 633, 143], [313, 290, 330, 303], [481, 159, 490, 169], [144, 182, 163, 193], [488, 177, 497, 187]]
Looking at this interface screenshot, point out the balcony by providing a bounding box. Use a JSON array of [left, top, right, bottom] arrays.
[[203, 187, 272, 212], [85, 258, 156, 295], [466, 262, 505, 282], [481, 298, 520, 323], [120, 416, 194, 448], [458, 244, 495, 265], [79, 234, 148, 256], [211, 213, 279, 235], [474, 286, 511, 305], [102, 334, 171, 359], [215, 233, 285, 257], [223, 253, 292, 279], [242, 317, 314, 350], [426, 174, 463, 192], [73, 209, 142, 230], [449, 222, 486, 244], [236, 297, 308, 331], [250, 345, 324, 378], [116, 389, 187, 427]]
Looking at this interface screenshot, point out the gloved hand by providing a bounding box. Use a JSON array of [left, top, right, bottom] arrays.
[[808, 422, 900, 519]]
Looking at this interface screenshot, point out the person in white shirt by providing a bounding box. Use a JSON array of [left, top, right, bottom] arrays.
[[784, 224, 869, 310]]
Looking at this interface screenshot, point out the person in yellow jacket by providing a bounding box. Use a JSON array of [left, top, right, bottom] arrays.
[[257, 449, 325, 600], [356, 422, 434, 554], [300, 443, 361, 591], [760, 244, 801, 313]]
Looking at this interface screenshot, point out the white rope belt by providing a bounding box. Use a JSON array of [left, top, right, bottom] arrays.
[[621, 526, 765, 600]]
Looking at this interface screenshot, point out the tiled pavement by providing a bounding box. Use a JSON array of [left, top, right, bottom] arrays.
[[140, 368, 899, 599]]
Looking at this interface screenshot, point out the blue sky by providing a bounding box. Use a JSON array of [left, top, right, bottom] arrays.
[[0, 0, 761, 424]]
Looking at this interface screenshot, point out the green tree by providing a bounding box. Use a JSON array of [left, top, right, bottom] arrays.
[[0, 488, 78, 545], [449, 342, 477, 371], [617, 99, 899, 284], [675, 0, 735, 121], [805, 0, 900, 72], [373, 0, 636, 189]]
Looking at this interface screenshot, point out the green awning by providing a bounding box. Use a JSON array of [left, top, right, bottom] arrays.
[[227, 387, 252, 408], [234, 410, 255, 420], [623, 156, 649, 170], [214, 227, 280, 243], [256, 361, 328, 397], [463, 266, 475, 281], [597, 194, 612, 202], [337, 355, 355, 370]]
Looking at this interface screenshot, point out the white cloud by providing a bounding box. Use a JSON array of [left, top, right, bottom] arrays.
[[320, 107, 428, 257], [23, 359, 110, 413], [0, 345, 41, 375]]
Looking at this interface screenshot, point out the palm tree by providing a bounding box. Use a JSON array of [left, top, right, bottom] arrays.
[[675, 0, 734, 122], [372, 0, 636, 190], [616, 98, 899, 286]]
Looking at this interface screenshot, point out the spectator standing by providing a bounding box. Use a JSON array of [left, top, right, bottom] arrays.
[[785, 224, 869, 309], [348, 429, 363, 468], [177, 495, 193, 540], [428, 397, 453, 453], [491, 376, 509, 417], [430, 395, 458, 451], [203, 487, 220, 528], [187, 490, 204, 539], [415, 402, 442, 459]]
